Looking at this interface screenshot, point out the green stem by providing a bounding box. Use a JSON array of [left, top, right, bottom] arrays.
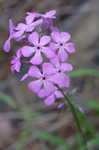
[[58, 87, 88, 150]]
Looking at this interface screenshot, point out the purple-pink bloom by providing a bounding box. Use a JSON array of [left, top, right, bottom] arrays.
[[21, 32, 55, 65], [41, 10, 56, 19], [23, 64, 57, 96], [26, 12, 40, 24], [11, 49, 22, 72], [42, 57, 73, 88], [3, 19, 15, 52], [13, 19, 43, 38], [41, 10, 57, 31], [51, 32, 76, 61], [43, 89, 64, 106]]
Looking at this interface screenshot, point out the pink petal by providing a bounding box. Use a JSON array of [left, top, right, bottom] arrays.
[[65, 42, 76, 53], [58, 48, 68, 62], [16, 35, 26, 41], [45, 10, 56, 18], [21, 46, 34, 57], [44, 94, 55, 106], [61, 63, 73, 72], [28, 66, 42, 78], [42, 47, 56, 59], [60, 32, 71, 43], [15, 23, 26, 30], [11, 56, 16, 64], [51, 32, 61, 43], [30, 51, 43, 65], [10, 65, 15, 72], [15, 61, 21, 72], [33, 19, 43, 27], [49, 42, 58, 51], [28, 79, 42, 93], [11, 61, 21, 72], [28, 32, 39, 45], [20, 73, 28, 81], [38, 89, 48, 98], [55, 90, 64, 98], [9, 19, 15, 34], [25, 14, 35, 24], [25, 24, 35, 32], [40, 36, 50, 46], [50, 57, 60, 68], [13, 30, 24, 38], [44, 81, 55, 95], [50, 73, 70, 88], [42, 63, 55, 75], [57, 103, 64, 109], [16, 49, 22, 58], [3, 38, 11, 52]]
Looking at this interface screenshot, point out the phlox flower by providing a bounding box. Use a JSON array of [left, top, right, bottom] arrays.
[[11, 49, 22, 72], [41, 10, 56, 19], [42, 57, 73, 88], [13, 18, 43, 38], [3, 19, 15, 52], [21, 64, 57, 96], [21, 32, 55, 65], [51, 32, 76, 61], [40, 88, 64, 106], [26, 12, 40, 24], [26, 10, 57, 31]]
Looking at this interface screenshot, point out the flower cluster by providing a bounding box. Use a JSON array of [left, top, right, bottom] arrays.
[[3, 10, 76, 107]]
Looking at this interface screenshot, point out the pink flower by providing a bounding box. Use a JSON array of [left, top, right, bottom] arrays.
[[26, 12, 40, 24], [51, 32, 76, 61], [3, 19, 15, 52], [13, 19, 43, 38], [21, 32, 55, 65], [11, 49, 22, 72], [42, 57, 73, 88], [41, 10, 56, 19], [43, 89, 64, 106], [22, 64, 57, 96]]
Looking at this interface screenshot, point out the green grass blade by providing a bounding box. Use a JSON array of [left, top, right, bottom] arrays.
[[69, 69, 99, 77], [87, 136, 99, 148], [0, 92, 16, 108], [16, 128, 69, 150], [32, 129, 69, 148]]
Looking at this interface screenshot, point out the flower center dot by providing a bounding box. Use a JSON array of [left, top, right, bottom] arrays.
[[42, 77, 46, 80], [60, 43, 63, 46], [37, 46, 40, 50], [58, 70, 61, 73]]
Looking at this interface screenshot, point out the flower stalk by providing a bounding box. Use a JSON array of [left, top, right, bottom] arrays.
[[57, 86, 88, 150]]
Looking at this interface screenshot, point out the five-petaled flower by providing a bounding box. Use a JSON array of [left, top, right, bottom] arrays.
[[21, 64, 56, 96], [13, 18, 43, 38], [21, 32, 56, 65], [51, 32, 76, 61], [41, 87, 64, 106]]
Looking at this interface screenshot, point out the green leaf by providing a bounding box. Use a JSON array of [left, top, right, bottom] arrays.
[[76, 110, 96, 137], [69, 69, 99, 77], [16, 128, 69, 150], [31, 129, 69, 148], [87, 136, 99, 148], [88, 100, 99, 109], [0, 92, 16, 108]]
